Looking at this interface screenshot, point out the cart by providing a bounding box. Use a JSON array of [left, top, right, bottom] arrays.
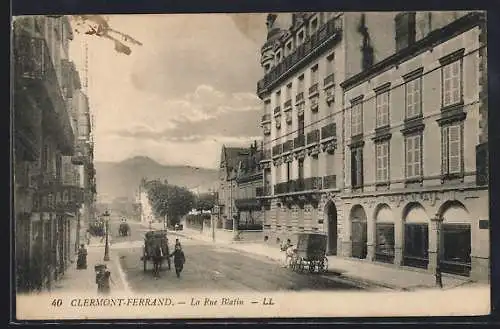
[[289, 233, 328, 274], [140, 230, 171, 272], [118, 223, 130, 236]]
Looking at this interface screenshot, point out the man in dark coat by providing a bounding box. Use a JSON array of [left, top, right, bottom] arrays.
[[169, 244, 185, 278]]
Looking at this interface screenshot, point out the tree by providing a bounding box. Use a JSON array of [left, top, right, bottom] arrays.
[[194, 192, 217, 212], [145, 180, 196, 226]]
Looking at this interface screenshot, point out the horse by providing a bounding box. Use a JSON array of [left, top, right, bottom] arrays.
[[151, 245, 164, 278]]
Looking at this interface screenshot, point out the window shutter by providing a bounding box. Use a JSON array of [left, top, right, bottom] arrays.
[[351, 150, 356, 187], [442, 126, 449, 175], [376, 144, 381, 182], [359, 148, 364, 186], [406, 83, 414, 118], [406, 137, 413, 177], [414, 79, 421, 115], [414, 136, 421, 176], [448, 125, 461, 173]]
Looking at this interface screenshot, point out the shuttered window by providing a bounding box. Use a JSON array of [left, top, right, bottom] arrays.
[[376, 141, 389, 183], [351, 147, 364, 188], [442, 59, 462, 107], [376, 91, 390, 127], [442, 124, 463, 175], [351, 102, 363, 136], [405, 134, 422, 179], [405, 77, 421, 119]]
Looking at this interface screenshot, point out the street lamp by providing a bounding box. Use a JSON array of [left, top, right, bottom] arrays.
[[102, 210, 111, 261]]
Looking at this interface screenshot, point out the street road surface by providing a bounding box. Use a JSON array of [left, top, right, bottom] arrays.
[[108, 220, 364, 293]]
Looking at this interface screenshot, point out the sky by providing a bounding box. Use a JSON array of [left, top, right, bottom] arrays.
[[68, 14, 268, 169]]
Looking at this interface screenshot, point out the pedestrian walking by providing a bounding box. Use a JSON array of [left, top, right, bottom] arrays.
[[169, 244, 186, 278], [77, 244, 88, 270], [85, 229, 91, 245]]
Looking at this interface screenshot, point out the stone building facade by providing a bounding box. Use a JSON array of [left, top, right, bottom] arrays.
[[255, 11, 488, 281]]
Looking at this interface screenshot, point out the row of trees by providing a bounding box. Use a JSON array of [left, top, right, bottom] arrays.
[[142, 179, 217, 226]]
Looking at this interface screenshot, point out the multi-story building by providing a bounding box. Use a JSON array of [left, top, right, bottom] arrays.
[[255, 11, 488, 282], [13, 15, 90, 292], [234, 141, 264, 231], [340, 11, 488, 281], [217, 145, 252, 231]]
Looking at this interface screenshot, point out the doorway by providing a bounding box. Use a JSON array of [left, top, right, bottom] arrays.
[[350, 205, 367, 259], [326, 201, 337, 255]]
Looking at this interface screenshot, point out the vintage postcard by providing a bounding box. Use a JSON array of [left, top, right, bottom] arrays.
[[12, 11, 490, 320]]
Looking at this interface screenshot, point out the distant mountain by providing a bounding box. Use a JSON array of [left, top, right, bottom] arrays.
[[95, 156, 219, 203]]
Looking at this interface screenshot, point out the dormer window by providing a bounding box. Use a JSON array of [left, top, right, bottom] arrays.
[[297, 30, 305, 46], [276, 50, 282, 64], [286, 41, 293, 55], [310, 16, 319, 33]]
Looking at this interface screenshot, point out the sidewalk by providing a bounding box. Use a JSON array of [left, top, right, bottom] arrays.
[[51, 236, 129, 294], [175, 228, 482, 292]]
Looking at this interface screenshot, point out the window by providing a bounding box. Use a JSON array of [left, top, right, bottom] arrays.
[[375, 224, 395, 264], [442, 59, 462, 107], [311, 65, 318, 85], [351, 102, 363, 137], [310, 16, 318, 33], [395, 12, 416, 52], [351, 147, 363, 188], [286, 83, 292, 100], [286, 41, 292, 55], [298, 159, 304, 180], [441, 124, 463, 176], [286, 162, 291, 182], [376, 141, 389, 183], [310, 156, 318, 177], [298, 30, 305, 45], [441, 224, 471, 276], [297, 75, 304, 93], [326, 54, 335, 76], [376, 91, 390, 127], [276, 50, 282, 63], [405, 77, 421, 118], [405, 134, 422, 179], [403, 223, 429, 269], [298, 115, 305, 135], [276, 91, 281, 105]]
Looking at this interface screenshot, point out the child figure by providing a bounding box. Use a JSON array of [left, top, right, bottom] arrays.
[[169, 244, 186, 278]]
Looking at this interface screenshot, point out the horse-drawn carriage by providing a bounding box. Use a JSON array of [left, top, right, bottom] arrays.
[[140, 230, 171, 274], [289, 233, 328, 274], [118, 222, 130, 236]]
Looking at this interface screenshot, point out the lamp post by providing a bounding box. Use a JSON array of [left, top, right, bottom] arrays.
[[102, 210, 110, 262]]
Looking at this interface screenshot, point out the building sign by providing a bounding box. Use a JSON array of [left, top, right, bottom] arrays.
[[33, 185, 85, 213], [479, 219, 489, 230], [388, 190, 446, 207]]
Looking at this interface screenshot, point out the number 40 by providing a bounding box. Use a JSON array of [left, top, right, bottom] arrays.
[[51, 299, 63, 307]]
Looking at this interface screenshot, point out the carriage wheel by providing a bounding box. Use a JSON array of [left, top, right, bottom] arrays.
[[322, 257, 329, 273]]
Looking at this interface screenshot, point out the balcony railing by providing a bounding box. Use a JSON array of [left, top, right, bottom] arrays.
[[14, 33, 74, 155], [321, 122, 337, 140], [257, 16, 343, 95], [294, 134, 305, 149], [274, 106, 281, 115], [272, 143, 283, 157], [323, 175, 337, 189], [304, 177, 323, 190], [323, 73, 335, 87], [309, 83, 319, 96], [284, 99, 292, 109], [261, 113, 271, 122], [283, 140, 294, 153], [296, 92, 304, 103], [256, 185, 271, 197], [306, 129, 320, 144]]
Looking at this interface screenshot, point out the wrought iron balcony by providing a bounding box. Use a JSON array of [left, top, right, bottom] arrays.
[[294, 134, 305, 149], [323, 175, 337, 189], [306, 129, 320, 145], [283, 140, 294, 153], [261, 113, 271, 123], [272, 143, 283, 157], [304, 177, 323, 190], [284, 99, 292, 110], [274, 106, 281, 115], [13, 33, 74, 156], [256, 185, 272, 197], [321, 122, 337, 140], [257, 15, 343, 97]]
